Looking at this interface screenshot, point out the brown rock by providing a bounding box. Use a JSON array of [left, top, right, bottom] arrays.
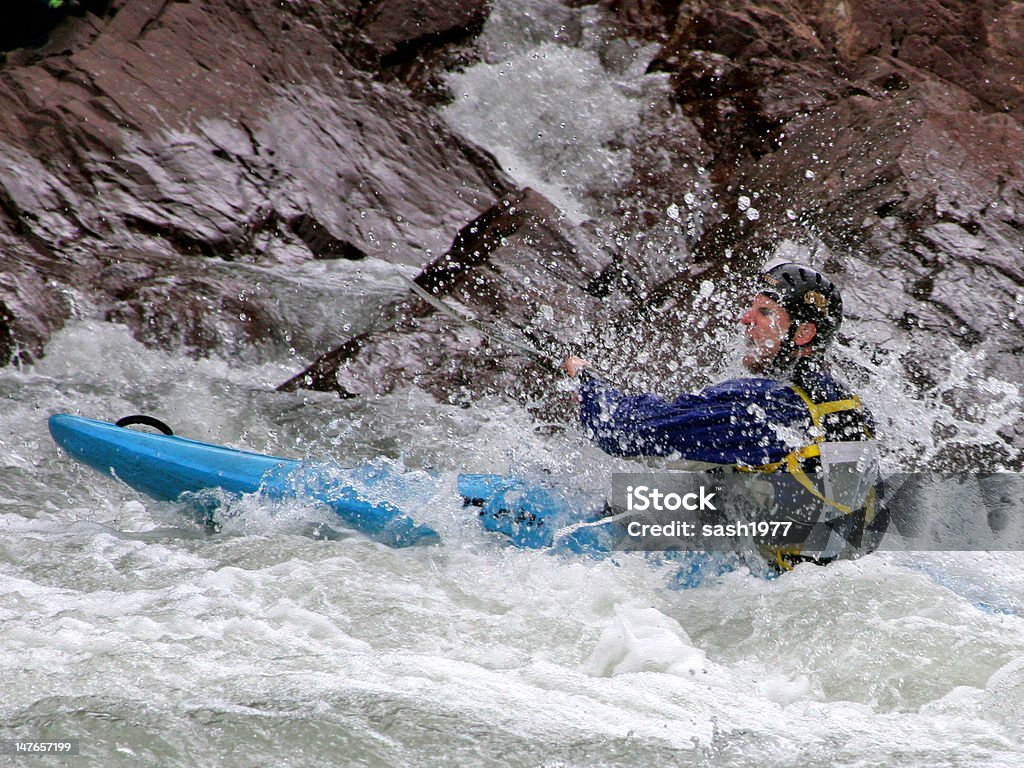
[[0, 259, 70, 365], [0, 0, 511, 363], [821, 0, 1024, 118]]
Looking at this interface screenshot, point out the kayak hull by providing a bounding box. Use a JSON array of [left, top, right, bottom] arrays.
[[49, 414, 294, 500], [48, 414, 439, 547]]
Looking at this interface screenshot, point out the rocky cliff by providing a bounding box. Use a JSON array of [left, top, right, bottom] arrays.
[[0, 0, 509, 364], [1, 0, 1021, 466]]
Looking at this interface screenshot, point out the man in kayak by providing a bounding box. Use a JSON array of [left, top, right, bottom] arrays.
[[563, 262, 883, 568]]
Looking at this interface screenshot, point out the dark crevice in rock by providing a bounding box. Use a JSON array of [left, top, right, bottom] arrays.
[[377, 18, 486, 75], [122, 215, 231, 260], [891, 30, 906, 58], [288, 214, 368, 260], [875, 200, 901, 217], [0, 300, 15, 365]]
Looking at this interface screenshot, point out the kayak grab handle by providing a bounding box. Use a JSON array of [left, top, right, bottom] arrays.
[[115, 414, 174, 436]]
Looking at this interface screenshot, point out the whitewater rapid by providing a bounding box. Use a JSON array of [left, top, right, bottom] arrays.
[[3, 294, 1023, 767], [3, 1, 1024, 765]]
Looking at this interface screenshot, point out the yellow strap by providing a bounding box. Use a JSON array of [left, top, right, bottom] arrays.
[[743, 444, 818, 474], [788, 385, 862, 430], [747, 386, 865, 515], [784, 451, 854, 514], [772, 546, 803, 571]]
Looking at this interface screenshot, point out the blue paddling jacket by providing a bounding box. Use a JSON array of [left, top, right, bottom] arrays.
[[578, 361, 873, 466], [578, 360, 882, 566]]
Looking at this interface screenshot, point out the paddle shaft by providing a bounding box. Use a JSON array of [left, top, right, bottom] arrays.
[[400, 275, 618, 384]]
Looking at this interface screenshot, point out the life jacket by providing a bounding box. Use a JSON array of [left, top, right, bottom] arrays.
[[746, 381, 881, 570], [646, 374, 881, 569]]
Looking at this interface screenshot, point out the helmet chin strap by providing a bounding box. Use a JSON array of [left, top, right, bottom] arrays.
[[759, 323, 807, 376], [779, 325, 799, 360], [763, 344, 797, 376]]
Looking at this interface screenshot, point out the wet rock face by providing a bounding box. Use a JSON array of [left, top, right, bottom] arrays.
[[0, 0, 510, 363], [0, 268, 69, 366], [1, 0, 1022, 464], [827, 0, 1023, 118]]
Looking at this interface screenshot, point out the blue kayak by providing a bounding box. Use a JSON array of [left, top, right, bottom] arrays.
[[48, 414, 440, 547], [48, 414, 616, 551]]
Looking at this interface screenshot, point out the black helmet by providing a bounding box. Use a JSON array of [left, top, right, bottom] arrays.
[[758, 263, 843, 346]]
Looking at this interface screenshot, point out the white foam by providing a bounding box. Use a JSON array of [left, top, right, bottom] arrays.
[[443, 2, 666, 222]]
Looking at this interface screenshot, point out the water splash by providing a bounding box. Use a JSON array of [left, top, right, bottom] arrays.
[[443, 1, 665, 221]]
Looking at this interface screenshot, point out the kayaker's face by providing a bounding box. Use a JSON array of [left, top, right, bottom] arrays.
[[740, 293, 791, 371]]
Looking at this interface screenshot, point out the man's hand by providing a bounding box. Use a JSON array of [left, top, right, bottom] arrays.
[[562, 355, 592, 378]]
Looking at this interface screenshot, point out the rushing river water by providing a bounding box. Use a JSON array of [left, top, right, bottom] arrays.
[[4, 1, 1024, 766], [4, 314, 1024, 767]]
